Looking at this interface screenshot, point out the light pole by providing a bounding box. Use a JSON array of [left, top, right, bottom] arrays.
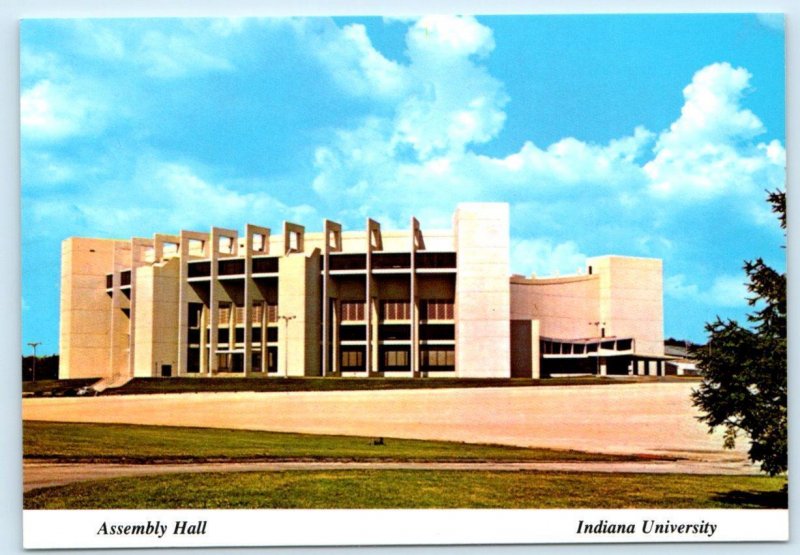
[[27, 342, 42, 382], [278, 315, 296, 377]]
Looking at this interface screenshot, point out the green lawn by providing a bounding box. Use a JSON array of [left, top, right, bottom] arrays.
[[24, 421, 642, 463], [100, 375, 699, 395], [24, 470, 787, 510]]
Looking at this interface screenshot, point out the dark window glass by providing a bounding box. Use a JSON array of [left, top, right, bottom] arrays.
[[267, 327, 279, 342], [372, 252, 410, 269], [253, 257, 279, 273], [120, 270, 132, 286], [188, 261, 210, 277], [218, 259, 245, 276], [329, 254, 367, 271], [340, 325, 366, 341], [379, 324, 411, 341], [419, 324, 455, 341], [106, 274, 113, 288], [415, 252, 456, 269]]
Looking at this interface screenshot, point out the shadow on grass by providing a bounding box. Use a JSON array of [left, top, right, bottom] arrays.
[[712, 488, 788, 509]]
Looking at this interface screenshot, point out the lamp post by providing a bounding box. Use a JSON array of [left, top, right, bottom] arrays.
[[27, 342, 41, 382], [278, 315, 296, 377]]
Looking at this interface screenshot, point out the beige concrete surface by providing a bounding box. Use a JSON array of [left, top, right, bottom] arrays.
[[22, 382, 748, 462]]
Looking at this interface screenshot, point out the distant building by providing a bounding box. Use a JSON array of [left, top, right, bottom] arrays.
[[59, 203, 665, 381]]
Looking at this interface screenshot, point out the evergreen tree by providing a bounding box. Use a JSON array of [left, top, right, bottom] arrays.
[[691, 190, 786, 475]]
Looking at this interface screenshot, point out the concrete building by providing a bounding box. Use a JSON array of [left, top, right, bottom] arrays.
[[59, 203, 665, 381]]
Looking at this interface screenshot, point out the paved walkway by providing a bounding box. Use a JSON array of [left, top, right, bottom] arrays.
[[24, 457, 761, 492]]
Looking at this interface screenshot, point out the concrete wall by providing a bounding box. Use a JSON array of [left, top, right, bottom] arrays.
[[510, 275, 600, 340], [590, 256, 664, 356], [455, 203, 510, 378], [59, 238, 125, 379], [132, 259, 180, 376], [277, 251, 321, 376]]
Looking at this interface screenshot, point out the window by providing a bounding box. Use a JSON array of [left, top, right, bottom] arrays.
[[188, 303, 202, 328], [381, 301, 410, 320], [234, 306, 245, 325], [266, 304, 278, 323], [341, 349, 365, 370], [422, 300, 454, 320], [384, 349, 409, 369], [420, 347, 455, 370], [341, 301, 365, 321], [251, 302, 263, 324], [218, 304, 231, 326]]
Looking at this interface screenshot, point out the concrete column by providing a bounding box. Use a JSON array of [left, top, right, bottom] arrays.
[[531, 320, 541, 380], [455, 203, 511, 378]]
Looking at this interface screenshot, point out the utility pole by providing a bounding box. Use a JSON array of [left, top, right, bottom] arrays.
[[278, 315, 296, 377], [27, 342, 42, 382]]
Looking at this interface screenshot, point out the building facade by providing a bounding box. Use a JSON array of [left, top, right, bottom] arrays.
[[59, 203, 665, 381]]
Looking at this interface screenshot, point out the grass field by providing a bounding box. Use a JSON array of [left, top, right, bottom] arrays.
[[23, 470, 787, 510], [23, 421, 643, 463], [97, 375, 699, 395]]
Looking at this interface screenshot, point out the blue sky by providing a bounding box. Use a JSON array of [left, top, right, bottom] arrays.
[[20, 14, 785, 355]]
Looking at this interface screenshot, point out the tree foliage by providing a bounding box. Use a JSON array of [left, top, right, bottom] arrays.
[[691, 190, 787, 475]]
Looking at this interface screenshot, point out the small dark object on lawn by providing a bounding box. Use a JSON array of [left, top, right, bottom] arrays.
[[372, 437, 385, 446]]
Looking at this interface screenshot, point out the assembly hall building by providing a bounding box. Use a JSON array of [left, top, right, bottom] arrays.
[[59, 203, 666, 382]]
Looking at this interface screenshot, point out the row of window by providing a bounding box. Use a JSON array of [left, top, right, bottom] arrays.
[[185, 251, 456, 277], [340, 300, 455, 322], [186, 348, 278, 374], [188, 299, 453, 328], [340, 347, 455, 371]]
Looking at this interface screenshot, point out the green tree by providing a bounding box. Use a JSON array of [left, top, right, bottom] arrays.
[[691, 190, 786, 476]]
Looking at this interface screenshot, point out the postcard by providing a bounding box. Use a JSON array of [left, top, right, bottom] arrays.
[[19, 8, 787, 550]]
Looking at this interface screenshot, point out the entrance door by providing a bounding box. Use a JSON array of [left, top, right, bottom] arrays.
[[161, 364, 172, 377]]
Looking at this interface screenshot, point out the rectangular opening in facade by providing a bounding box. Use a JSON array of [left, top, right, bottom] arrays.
[[379, 324, 411, 341], [380, 346, 410, 371], [415, 252, 456, 269], [341, 347, 366, 371], [219, 259, 245, 276], [218, 236, 235, 254], [419, 324, 455, 341], [381, 300, 410, 321], [253, 256, 279, 274], [329, 254, 367, 271], [188, 261, 211, 278], [422, 299, 454, 320], [372, 252, 411, 270], [105, 274, 113, 289], [341, 301, 366, 321], [340, 325, 366, 341], [120, 270, 131, 287], [188, 238, 205, 256], [420, 346, 455, 371]]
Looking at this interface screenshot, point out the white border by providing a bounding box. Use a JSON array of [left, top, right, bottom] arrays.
[[22, 509, 790, 549]]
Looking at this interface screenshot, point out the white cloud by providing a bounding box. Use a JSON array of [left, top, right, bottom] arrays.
[[311, 22, 407, 98], [644, 62, 783, 199], [665, 273, 748, 308], [136, 31, 234, 78], [21, 79, 107, 141], [26, 158, 317, 240], [511, 238, 587, 277]]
